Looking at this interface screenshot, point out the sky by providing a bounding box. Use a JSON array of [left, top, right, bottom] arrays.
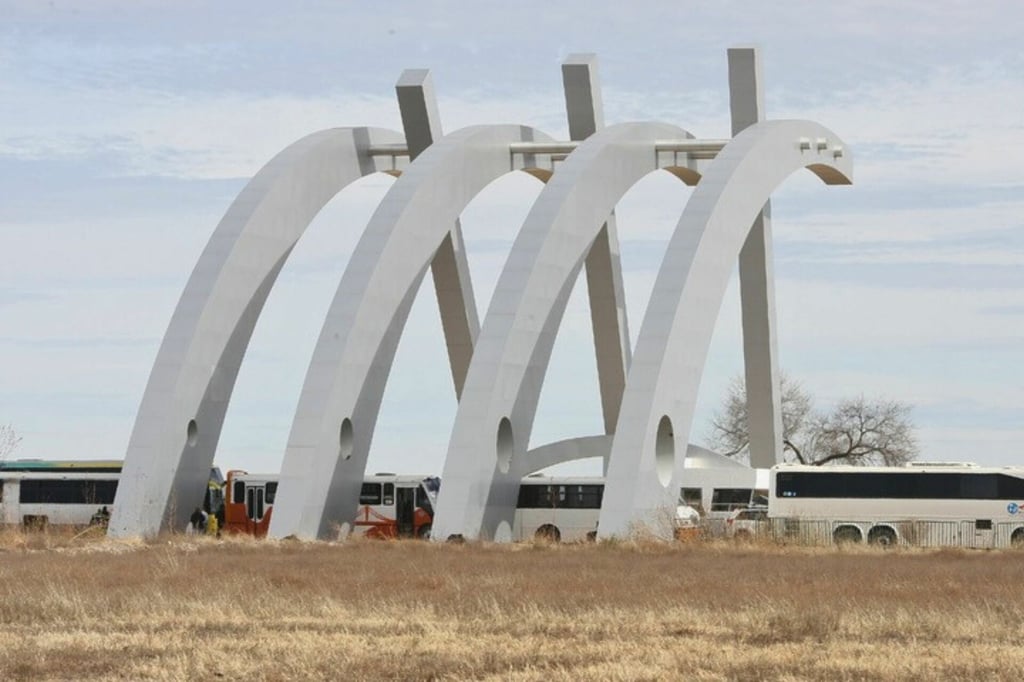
[[1, 1, 1022, 476]]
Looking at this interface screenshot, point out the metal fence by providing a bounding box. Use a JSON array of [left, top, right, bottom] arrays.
[[712, 518, 1024, 549]]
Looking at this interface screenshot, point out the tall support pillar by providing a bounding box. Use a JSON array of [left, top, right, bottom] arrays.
[[729, 46, 784, 468], [396, 70, 480, 397], [562, 54, 632, 474]]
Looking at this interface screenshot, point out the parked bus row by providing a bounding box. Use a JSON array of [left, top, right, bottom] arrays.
[[222, 465, 766, 541], [5, 458, 1023, 548], [0, 459, 766, 541]]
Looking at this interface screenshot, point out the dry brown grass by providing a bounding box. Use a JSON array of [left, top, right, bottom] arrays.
[[1, 531, 1023, 681]]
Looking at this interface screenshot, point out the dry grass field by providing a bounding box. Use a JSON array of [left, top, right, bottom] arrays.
[[1, 529, 1023, 681]]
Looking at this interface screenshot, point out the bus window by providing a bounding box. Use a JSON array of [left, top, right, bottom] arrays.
[[565, 485, 603, 509], [359, 483, 381, 505], [415, 485, 434, 516], [711, 488, 752, 512], [19, 479, 117, 505], [517, 484, 558, 509], [383, 483, 394, 506], [233, 480, 245, 504], [538, 485, 559, 508], [255, 488, 264, 521], [517, 484, 541, 508], [680, 487, 702, 506], [265, 481, 277, 505]]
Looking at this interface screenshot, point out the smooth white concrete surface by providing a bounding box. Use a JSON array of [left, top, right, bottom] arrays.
[[563, 55, 632, 458], [729, 46, 785, 470], [431, 122, 698, 542], [114, 49, 853, 544], [109, 127, 403, 537], [268, 125, 556, 539], [597, 120, 852, 539], [396, 69, 480, 399]]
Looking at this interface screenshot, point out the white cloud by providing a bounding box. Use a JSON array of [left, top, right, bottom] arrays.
[[777, 278, 1024, 349], [776, 200, 1024, 246]]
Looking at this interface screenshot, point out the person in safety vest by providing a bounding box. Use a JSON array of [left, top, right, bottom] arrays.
[[206, 512, 219, 537]]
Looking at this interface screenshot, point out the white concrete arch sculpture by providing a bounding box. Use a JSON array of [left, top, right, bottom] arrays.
[[597, 121, 853, 538], [267, 124, 558, 539], [110, 47, 853, 541], [433, 120, 850, 541], [108, 127, 404, 537], [431, 122, 701, 541], [269, 56, 648, 540]]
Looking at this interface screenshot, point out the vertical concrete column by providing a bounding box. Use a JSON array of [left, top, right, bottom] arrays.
[[562, 54, 632, 473], [396, 69, 479, 398], [729, 46, 784, 468]]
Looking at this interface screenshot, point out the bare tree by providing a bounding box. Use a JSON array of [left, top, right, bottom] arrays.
[[707, 376, 918, 466], [0, 424, 21, 462], [708, 373, 812, 460]]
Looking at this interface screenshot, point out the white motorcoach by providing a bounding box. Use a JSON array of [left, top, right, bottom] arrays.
[[515, 455, 768, 542], [769, 462, 1024, 548]]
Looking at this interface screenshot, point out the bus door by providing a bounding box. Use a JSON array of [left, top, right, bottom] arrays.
[[246, 485, 266, 535], [395, 486, 416, 537], [965, 519, 994, 549]]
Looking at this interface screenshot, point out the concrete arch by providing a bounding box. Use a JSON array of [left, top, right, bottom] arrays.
[[268, 125, 557, 540], [597, 120, 853, 538], [521, 435, 740, 475], [430, 122, 699, 541], [108, 127, 403, 537], [523, 435, 611, 474]]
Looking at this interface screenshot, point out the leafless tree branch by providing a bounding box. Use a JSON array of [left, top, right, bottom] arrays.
[[0, 425, 21, 462], [706, 377, 918, 467]]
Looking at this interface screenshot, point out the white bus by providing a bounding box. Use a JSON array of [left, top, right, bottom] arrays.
[[514, 476, 603, 542], [515, 463, 768, 542], [224, 470, 440, 539], [1, 472, 119, 527], [0, 460, 224, 529], [226, 461, 764, 542], [769, 462, 1024, 548]]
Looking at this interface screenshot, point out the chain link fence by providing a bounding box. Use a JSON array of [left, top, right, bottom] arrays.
[[701, 517, 1024, 549]]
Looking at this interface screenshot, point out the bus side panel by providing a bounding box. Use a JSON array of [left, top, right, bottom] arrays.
[[353, 503, 397, 539]]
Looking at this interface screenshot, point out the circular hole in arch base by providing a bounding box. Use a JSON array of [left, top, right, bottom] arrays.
[[496, 417, 514, 474], [339, 418, 354, 460], [494, 520, 513, 543], [655, 415, 674, 488], [186, 419, 198, 448]]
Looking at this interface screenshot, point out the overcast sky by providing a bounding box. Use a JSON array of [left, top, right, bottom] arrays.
[[1, 1, 1022, 476]]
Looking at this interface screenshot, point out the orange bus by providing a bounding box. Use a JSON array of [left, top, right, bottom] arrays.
[[223, 470, 439, 538]]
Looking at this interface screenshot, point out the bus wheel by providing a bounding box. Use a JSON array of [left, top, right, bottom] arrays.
[[417, 524, 432, 540], [586, 530, 597, 543], [535, 524, 561, 543], [833, 526, 862, 545], [868, 526, 897, 548], [1011, 529, 1024, 548]]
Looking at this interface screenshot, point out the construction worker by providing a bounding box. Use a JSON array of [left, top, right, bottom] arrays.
[[206, 511, 219, 537]]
